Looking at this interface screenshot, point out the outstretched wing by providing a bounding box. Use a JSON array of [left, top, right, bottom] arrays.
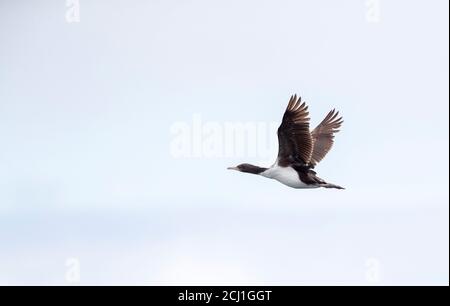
[[277, 95, 313, 167], [309, 109, 343, 167]]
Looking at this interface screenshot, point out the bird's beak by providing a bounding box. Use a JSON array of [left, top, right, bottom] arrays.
[[227, 166, 239, 171]]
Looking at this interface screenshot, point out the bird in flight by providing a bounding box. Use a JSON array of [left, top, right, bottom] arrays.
[[228, 94, 344, 189]]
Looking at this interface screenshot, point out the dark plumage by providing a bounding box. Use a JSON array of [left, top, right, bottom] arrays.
[[228, 94, 344, 190]]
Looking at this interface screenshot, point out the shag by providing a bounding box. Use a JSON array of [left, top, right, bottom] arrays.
[[228, 95, 344, 189]]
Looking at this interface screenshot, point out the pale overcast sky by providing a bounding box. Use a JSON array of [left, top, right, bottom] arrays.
[[0, 0, 448, 285]]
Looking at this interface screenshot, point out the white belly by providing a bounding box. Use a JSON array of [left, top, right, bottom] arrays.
[[261, 166, 319, 189]]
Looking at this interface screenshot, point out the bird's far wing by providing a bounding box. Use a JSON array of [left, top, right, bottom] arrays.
[[309, 109, 343, 167], [277, 95, 313, 167]]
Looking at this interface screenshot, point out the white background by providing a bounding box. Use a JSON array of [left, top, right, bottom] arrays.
[[0, 0, 448, 285]]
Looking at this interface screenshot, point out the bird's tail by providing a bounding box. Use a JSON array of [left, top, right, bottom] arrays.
[[322, 183, 345, 190], [309, 171, 345, 190]]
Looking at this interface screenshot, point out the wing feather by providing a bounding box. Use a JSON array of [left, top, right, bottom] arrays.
[[309, 109, 343, 167], [277, 95, 313, 166]]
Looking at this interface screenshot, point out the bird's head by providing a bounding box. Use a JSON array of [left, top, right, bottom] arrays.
[[227, 163, 267, 175]]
